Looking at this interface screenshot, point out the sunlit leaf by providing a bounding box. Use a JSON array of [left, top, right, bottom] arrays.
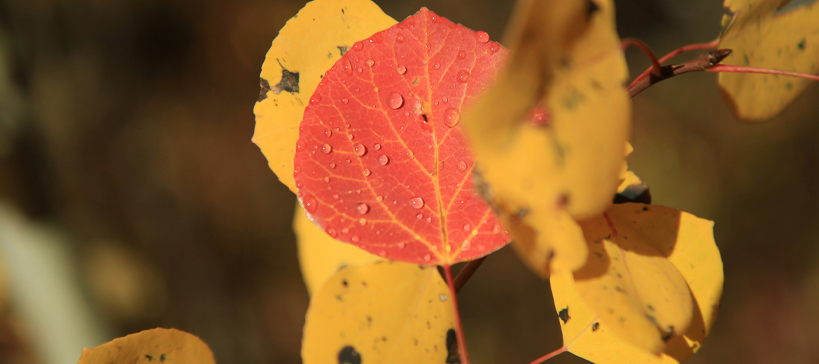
[[302, 261, 459, 364], [253, 0, 397, 192], [293, 9, 511, 265], [508, 208, 588, 277], [718, 0, 819, 121], [76, 328, 215, 364], [551, 203, 723, 361], [463, 0, 630, 219], [294, 203, 382, 295]]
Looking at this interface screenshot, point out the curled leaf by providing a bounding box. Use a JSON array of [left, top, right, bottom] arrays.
[[294, 203, 382, 295], [463, 0, 630, 218], [76, 328, 215, 364], [253, 0, 397, 191], [718, 0, 819, 121], [302, 261, 458, 364], [293, 9, 511, 265], [552, 203, 723, 361]]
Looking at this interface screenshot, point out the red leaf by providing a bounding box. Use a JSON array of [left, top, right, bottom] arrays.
[[293, 8, 510, 265]]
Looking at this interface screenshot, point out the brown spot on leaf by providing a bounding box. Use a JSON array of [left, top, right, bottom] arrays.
[[338, 45, 349, 56], [558, 307, 570, 324], [338, 346, 362, 364], [258, 78, 271, 102], [445, 328, 461, 363], [271, 60, 300, 94], [592, 322, 600, 332]]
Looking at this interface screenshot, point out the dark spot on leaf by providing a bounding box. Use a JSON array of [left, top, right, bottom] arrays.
[[647, 304, 655, 312], [258, 78, 271, 102], [592, 322, 600, 332], [615, 286, 627, 294], [437, 266, 446, 282], [272, 60, 299, 94], [341, 8, 345, 14], [446, 328, 461, 363], [413, 77, 420, 85], [743, 53, 750, 65], [642, 206, 649, 211], [336, 294, 343, 301], [613, 183, 652, 204], [338, 46, 349, 56], [328, 52, 333, 59], [798, 38, 806, 50], [421, 114, 428, 122], [585, 0, 600, 19], [366, 315, 373, 327], [558, 307, 570, 324], [785, 82, 792, 90], [362, 281, 368, 287], [146, 354, 154, 361], [556, 194, 570, 208], [338, 346, 362, 364], [342, 279, 348, 287], [662, 326, 674, 342], [160, 354, 166, 362]]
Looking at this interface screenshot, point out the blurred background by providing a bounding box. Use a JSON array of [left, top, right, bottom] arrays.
[[0, 0, 817, 363]]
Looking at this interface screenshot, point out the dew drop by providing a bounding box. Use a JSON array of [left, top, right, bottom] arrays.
[[397, 65, 407, 74], [378, 250, 387, 257], [351, 235, 360, 243], [422, 59, 428, 65], [442, 96, 448, 103], [354, 87, 360, 93], [458, 160, 468, 171], [323, 177, 331, 183], [397, 34, 405, 43], [356, 203, 370, 215], [342, 59, 353, 75], [439, 294, 448, 302], [426, 217, 432, 223], [377, 154, 390, 166], [463, 224, 471, 232], [444, 108, 460, 127], [296, 140, 306, 152], [321, 144, 333, 154], [345, 158, 351, 163], [462, 241, 472, 250], [423, 254, 431, 262], [323, 128, 333, 138], [409, 197, 424, 209], [327, 228, 337, 237], [342, 227, 349, 234], [352, 41, 364, 51], [416, 213, 423, 220], [310, 94, 322, 104], [366, 59, 374, 67], [302, 195, 317, 213], [397, 242, 406, 249], [362, 169, 371, 176], [353, 143, 367, 156], [373, 143, 382, 150], [476, 31, 489, 43], [376, 195, 383, 202], [329, 162, 337, 169], [373, 87, 379, 92], [457, 70, 470, 83], [342, 98, 349, 104], [433, 62, 440, 70], [348, 133, 354, 140], [457, 50, 466, 59], [356, 67, 363, 73], [332, 193, 340, 199], [387, 92, 404, 109]]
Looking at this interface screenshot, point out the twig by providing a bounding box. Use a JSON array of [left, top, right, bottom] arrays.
[[453, 256, 487, 294], [621, 38, 662, 78], [628, 49, 733, 98], [628, 39, 720, 89], [529, 347, 567, 364], [444, 265, 471, 364]]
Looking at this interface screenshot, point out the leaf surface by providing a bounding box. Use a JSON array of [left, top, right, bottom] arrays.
[[76, 328, 215, 364], [718, 0, 819, 121], [294, 203, 382, 295], [462, 0, 630, 219], [253, 0, 397, 192], [302, 261, 459, 364], [551, 204, 722, 361], [293, 9, 511, 265]]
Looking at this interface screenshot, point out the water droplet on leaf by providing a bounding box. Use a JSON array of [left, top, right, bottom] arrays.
[[302, 195, 317, 213], [444, 108, 460, 127], [362, 169, 371, 176], [476, 31, 489, 43], [356, 203, 370, 215], [310, 94, 322, 104], [354, 143, 367, 156], [377, 155, 389, 166], [321, 144, 333, 154], [387, 92, 404, 109], [352, 41, 363, 51], [409, 197, 424, 209], [457, 70, 470, 83]]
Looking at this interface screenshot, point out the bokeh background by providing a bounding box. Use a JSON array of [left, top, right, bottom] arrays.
[[0, 0, 818, 363]]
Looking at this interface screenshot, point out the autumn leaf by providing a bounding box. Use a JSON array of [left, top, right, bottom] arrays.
[[294, 203, 382, 295], [718, 0, 819, 121], [293, 8, 511, 265], [76, 328, 215, 364], [302, 261, 459, 364], [462, 0, 630, 219], [550, 203, 722, 360], [253, 0, 397, 192]]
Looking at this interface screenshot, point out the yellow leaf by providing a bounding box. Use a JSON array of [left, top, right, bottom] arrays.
[[302, 261, 458, 364], [551, 203, 723, 362], [253, 0, 396, 192], [463, 0, 630, 218], [294, 203, 381, 295], [76, 328, 215, 364], [508, 208, 588, 277], [718, 0, 819, 121]]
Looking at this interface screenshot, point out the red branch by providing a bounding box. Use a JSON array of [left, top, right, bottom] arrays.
[[529, 346, 567, 364], [444, 265, 470, 364], [621, 38, 662, 78], [628, 39, 720, 88]]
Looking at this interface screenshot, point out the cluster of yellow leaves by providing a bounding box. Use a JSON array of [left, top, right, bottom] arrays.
[[718, 0, 819, 121]]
